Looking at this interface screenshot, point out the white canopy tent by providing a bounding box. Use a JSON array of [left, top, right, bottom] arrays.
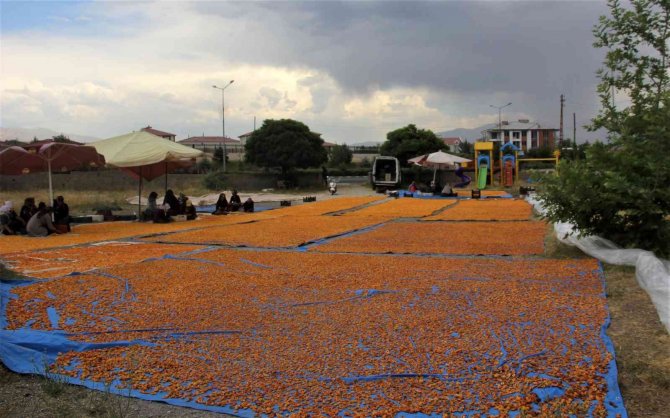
[[92, 131, 203, 216], [408, 151, 472, 182]]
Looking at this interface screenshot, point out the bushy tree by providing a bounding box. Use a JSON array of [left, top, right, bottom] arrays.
[[539, 0, 670, 256], [458, 140, 474, 156], [244, 119, 327, 177], [329, 144, 353, 167], [52, 134, 70, 143], [380, 124, 445, 166]]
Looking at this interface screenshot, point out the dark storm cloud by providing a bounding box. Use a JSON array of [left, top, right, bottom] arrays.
[[192, 1, 608, 97]]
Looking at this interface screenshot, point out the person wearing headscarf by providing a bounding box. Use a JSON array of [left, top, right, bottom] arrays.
[[242, 197, 255, 213], [20, 197, 37, 224], [229, 190, 242, 212], [1, 201, 26, 235], [26, 202, 60, 237], [184, 199, 197, 220], [163, 189, 180, 216], [213, 193, 228, 215], [53, 195, 71, 232], [145, 191, 169, 223]]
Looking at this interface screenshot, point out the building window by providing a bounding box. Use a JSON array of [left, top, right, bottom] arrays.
[[512, 131, 521, 139], [490, 131, 499, 140]]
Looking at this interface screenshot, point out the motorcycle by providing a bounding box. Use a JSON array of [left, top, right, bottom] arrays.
[[328, 177, 337, 195]]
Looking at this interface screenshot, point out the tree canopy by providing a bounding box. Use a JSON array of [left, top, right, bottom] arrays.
[[539, 0, 670, 256], [244, 119, 328, 175], [328, 144, 353, 167], [380, 124, 445, 166]]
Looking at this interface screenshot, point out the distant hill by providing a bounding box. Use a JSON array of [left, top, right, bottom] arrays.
[[0, 127, 99, 143], [350, 141, 382, 147]]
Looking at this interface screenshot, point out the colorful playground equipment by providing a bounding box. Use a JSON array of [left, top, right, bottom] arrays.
[[500, 142, 520, 187], [474, 141, 494, 189]]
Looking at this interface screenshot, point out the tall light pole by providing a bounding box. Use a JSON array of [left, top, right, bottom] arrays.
[[213, 80, 234, 172], [489, 102, 512, 141]]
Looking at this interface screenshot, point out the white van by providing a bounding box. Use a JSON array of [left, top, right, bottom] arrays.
[[370, 156, 401, 192]]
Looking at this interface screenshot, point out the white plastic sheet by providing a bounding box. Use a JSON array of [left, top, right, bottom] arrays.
[[527, 195, 670, 333]]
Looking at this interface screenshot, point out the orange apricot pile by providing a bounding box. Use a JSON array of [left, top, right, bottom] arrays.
[[2, 242, 202, 279], [142, 215, 385, 247], [313, 221, 547, 255], [5, 250, 612, 416], [344, 198, 456, 218], [424, 199, 533, 221]]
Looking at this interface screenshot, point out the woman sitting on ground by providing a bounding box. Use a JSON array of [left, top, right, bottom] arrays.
[[53, 195, 71, 232], [213, 193, 228, 215], [441, 183, 456, 197], [229, 190, 242, 212], [163, 189, 181, 216], [145, 192, 170, 223], [0, 201, 26, 235], [242, 197, 255, 213], [20, 197, 37, 224], [26, 202, 60, 237], [184, 199, 197, 220]]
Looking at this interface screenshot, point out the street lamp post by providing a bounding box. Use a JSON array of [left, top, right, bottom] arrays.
[[489, 102, 512, 141], [213, 80, 235, 172]]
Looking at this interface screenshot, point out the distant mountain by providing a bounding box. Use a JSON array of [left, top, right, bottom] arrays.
[[349, 141, 382, 147], [436, 124, 495, 142], [0, 127, 99, 143]]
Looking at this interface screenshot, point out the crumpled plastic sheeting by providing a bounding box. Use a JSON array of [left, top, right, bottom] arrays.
[[527, 195, 670, 333]]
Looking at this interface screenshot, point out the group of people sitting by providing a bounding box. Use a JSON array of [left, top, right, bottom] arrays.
[[213, 190, 254, 215], [0, 196, 71, 237], [408, 181, 457, 197], [143, 189, 197, 223]]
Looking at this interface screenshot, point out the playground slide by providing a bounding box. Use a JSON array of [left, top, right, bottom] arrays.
[[477, 165, 488, 189]]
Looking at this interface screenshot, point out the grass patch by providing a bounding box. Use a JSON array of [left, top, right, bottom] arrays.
[[603, 264, 670, 417]]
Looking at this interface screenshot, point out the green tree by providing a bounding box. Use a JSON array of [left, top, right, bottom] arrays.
[[244, 119, 327, 177], [52, 134, 70, 143], [380, 124, 444, 166], [212, 147, 224, 170], [539, 0, 670, 256], [329, 144, 353, 167], [458, 140, 474, 156]]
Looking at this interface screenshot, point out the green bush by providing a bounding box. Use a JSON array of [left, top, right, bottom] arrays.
[[202, 170, 227, 190]]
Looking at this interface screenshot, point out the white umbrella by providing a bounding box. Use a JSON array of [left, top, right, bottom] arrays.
[[408, 151, 472, 182], [91, 131, 203, 216]]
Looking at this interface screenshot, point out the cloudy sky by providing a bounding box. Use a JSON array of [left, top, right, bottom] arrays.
[[1, 0, 612, 143]]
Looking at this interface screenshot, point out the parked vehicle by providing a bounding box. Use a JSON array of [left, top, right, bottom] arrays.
[[370, 156, 401, 192]]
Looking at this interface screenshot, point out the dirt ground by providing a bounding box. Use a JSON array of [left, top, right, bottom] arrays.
[[1, 191, 668, 417]]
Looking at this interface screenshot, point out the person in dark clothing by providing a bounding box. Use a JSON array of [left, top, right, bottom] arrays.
[[229, 190, 242, 212], [20, 197, 37, 224], [242, 197, 255, 213], [163, 189, 180, 216], [184, 199, 197, 220], [53, 195, 71, 232], [213, 193, 228, 215], [145, 191, 170, 223]]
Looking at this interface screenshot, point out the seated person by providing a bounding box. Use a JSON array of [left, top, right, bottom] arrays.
[[178, 193, 188, 215], [213, 193, 229, 215], [184, 199, 197, 220], [242, 197, 255, 213], [163, 189, 181, 216], [408, 181, 417, 193], [1, 201, 26, 235], [430, 180, 442, 194], [440, 184, 457, 197], [26, 202, 60, 237], [145, 191, 170, 223], [229, 190, 242, 212], [20, 197, 37, 224], [53, 195, 71, 232]]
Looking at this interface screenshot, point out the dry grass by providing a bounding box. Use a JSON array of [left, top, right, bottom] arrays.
[[544, 230, 670, 417]]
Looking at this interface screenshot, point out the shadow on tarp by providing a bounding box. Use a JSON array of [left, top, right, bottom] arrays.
[[396, 190, 513, 199], [0, 259, 628, 417]]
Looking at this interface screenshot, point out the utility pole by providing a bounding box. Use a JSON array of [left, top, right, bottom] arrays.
[[559, 94, 565, 148], [573, 112, 578, 160]]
